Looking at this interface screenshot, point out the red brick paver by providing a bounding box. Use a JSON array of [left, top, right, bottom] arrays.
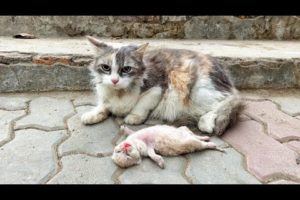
[[244, 101, 300, 142], [286, 141, 300, 154], [223, 120, 300, 183]]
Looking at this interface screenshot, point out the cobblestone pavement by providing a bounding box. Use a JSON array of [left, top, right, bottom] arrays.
[[0, 89, 300, 184]]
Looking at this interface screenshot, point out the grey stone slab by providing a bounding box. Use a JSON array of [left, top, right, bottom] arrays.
[[0, 97, 29, 110], [0, 129, 66, 184], [73, 93, 97, 106], [119, 156, 188, 184], [48, 155, 116, 184], [59, 106, 119, 156], [0, 64, 91, 92], [15, 97, 74, 130], [186, 147, 260, 184], [268, 97, 300, 116], [269, 180, 299, 184], [0, 110, 25, 145]]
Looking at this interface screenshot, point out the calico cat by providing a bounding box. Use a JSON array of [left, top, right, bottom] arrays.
[[81, 36, 242, 135], [112, 125, 223, 169]]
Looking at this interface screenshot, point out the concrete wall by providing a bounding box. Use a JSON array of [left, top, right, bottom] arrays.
[[1, 16, 300, 40]]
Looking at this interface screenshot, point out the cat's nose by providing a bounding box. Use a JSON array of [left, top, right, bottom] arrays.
[[111, 79, 119, 85]]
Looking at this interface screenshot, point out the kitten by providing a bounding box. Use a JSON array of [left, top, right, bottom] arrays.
[[81, 36, 242, 135], [112, 125, 223, 169]]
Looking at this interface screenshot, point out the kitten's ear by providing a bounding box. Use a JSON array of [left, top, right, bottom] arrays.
[[86, 35, 112, 54], [135, 43, 149, 55]]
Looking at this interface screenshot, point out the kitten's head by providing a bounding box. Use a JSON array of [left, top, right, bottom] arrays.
[[87, 36, 148, 90], [112, 141, 141, 168]]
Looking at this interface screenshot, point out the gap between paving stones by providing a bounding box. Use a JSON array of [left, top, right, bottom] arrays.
[[0, 101, 30, 147], [44, 99, 77, 183]]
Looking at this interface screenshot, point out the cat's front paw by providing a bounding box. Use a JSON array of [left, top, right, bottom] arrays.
[[124, 114, 145, 125], [81, 111, 108, 125]]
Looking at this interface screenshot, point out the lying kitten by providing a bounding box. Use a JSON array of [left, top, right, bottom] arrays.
[[112, 125, 224, 169], [82, 36, 242, 135]]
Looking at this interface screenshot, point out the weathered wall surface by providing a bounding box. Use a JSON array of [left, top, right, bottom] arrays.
[[1, 16, 300, 40]]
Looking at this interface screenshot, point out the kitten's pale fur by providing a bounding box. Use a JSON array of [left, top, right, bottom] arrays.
[[81, 36, 242, 135], [112, 125, 222, 168]]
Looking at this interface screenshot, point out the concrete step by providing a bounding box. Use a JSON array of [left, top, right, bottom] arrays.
[[1, 16, 300, 40], [1, 37, 300, 92]]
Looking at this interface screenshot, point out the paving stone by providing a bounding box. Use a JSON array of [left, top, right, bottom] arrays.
[[244, 101, 300, 141], [119, 157, 188, 184], [238, 114, 252, 122], [186, 138, 260, 184], [269, 180, 299, 184], [73, 93, 96, 106], [15, 97, 74, 130], [59, 106, 119, 156], [269, 97, 300, 116], [48, 155, 116, 184], [0, 110, 25, 145], [223, 120, 300, 183], [0, 129, 65, 184], [0, 97, 29, 110], [285, 141, 300, 153]]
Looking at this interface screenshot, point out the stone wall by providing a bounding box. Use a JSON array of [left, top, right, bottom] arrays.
[[1, 16, 300, 40]]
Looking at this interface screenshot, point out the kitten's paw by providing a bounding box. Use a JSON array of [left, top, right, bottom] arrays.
[[124, 114, 145, 125], [206, 142, 217, 149], [196, 135, 210, 141], [157, 158, 165, 169], [81, 111, 108, 125]]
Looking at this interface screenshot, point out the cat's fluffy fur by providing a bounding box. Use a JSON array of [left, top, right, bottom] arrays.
[[112, 125, 220, 168], [81, 36, 242, 135]]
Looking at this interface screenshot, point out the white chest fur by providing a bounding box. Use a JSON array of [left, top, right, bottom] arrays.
[[97, 85, 141, 117]]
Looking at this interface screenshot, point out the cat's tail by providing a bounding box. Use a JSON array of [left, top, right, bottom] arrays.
[[167, 90, 244, 135], [168, 115, 200, 133]]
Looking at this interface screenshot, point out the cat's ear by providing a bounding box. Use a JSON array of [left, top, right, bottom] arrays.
[[86, 35, 112, 54], [135, 43, 149, 55]]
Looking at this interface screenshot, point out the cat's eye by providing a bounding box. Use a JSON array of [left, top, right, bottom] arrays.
[[100, 64, 111, 72], [121, 66, 132, 73]]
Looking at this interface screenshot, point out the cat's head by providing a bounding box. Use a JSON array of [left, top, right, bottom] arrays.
[[87, 36, 148, 90], [112, 141, 142, 168]]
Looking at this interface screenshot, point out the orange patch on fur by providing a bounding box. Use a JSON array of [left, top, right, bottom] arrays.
[[169, 70, 191, 105]]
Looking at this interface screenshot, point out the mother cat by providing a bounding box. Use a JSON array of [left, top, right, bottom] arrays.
[[81, 36, 242, 135]]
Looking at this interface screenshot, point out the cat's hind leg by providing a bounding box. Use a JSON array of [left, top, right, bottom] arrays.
[[124, 87, 162, 125], [198, 111, 217, 135], [198, 92, 242, 135]]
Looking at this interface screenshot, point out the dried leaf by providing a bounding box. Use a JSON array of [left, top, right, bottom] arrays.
[[13, 33, 37, 39]]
